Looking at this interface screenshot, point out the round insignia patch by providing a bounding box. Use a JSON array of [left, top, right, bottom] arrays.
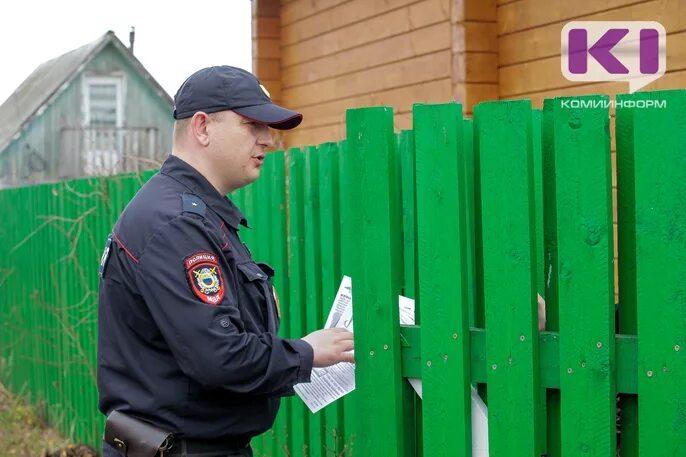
[[185, 252, 225, 305]]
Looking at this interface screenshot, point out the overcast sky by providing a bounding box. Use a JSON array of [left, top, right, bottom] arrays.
[[0, 0, 253, 105]]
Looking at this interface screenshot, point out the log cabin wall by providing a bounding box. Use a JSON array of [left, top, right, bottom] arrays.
[[253, 0, 685, 146], [252, 0, 685, 302], [261, 0, 455, 146]]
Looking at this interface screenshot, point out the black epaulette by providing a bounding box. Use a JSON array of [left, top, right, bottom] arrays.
[[182, 193, 207, 218]]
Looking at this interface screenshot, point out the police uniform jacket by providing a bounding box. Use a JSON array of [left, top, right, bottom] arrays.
[[97, 155, 314, 444]]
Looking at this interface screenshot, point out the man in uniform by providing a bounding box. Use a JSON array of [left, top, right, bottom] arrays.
[[97, 66, 355, 457]]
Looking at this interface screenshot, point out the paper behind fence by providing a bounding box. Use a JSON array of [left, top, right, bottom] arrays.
[[294, 277, 489, 456], [399, 295, 489, 456]]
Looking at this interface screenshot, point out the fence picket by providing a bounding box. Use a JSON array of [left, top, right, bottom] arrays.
[[345, 107, 406, 457], [546, 96, 616, 457], [617, 90, 686, 455], [317, 142, 346, 456], [287, 147, 309, 457], [302, 145, 324, 457], [268, 151, 290, 456], [474, 99, 544, 457], [414, 102, 471, 457]]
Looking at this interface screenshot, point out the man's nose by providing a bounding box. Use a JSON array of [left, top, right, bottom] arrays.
[[259, 126, 274, 148]]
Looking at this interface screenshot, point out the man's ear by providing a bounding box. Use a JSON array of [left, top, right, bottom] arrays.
[[190, 112, 210, 147]]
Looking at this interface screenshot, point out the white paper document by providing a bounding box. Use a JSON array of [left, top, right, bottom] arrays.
[[399, 296, 489, 457], [294, 277, 490, 456], [294, 276, 355, 413]]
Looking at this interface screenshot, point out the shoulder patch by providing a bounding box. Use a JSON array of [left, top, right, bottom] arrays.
[[182, 194, 206, 217], [185, 252, 224, 305]]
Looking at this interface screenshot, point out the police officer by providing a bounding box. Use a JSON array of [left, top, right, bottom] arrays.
[[97, 66, 355, 457]]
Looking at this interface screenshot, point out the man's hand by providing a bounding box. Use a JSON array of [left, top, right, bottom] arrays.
[[301, 328, 355, 367]]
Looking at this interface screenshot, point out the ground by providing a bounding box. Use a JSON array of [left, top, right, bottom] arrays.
[[0, 383, 97, 457]]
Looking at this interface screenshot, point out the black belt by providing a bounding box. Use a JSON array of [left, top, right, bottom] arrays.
[[165, 436, 251, 456]]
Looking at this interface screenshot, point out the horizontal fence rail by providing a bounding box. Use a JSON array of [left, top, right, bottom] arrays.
[[0, 90, 684, 456]]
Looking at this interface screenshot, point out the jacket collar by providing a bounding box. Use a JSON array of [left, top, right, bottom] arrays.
[[160, 155, 248, 230]]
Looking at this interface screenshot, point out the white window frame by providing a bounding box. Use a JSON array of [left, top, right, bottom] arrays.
[[80, 75, 126, 175], [82, 75, 125, 127]]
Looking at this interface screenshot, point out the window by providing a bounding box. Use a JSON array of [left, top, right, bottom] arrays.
[[82, 76, 124, 175]]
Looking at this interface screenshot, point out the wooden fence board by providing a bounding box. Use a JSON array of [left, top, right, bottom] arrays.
[[474, 99, 544, 457], [414, 102, 471, 457]]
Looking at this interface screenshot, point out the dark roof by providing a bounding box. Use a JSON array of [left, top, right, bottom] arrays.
[[0, 31, 173, 153]]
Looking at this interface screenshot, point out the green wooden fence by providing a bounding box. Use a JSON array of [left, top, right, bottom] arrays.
[[1, 89, 684, 456]]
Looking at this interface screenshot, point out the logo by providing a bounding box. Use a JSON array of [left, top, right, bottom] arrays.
[[185, 252, 225, 305], [561, 21, 666, 93]]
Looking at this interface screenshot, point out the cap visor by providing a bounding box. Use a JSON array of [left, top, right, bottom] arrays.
[[234, 103, 303, 130]]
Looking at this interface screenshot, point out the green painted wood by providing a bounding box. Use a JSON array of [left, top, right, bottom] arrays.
[[413, 102, 471, 457], [257, 152, 282, 457], [615, 93, 639, 457], [474, 99, 544, 457], [317, 142, 347, 456], [345, 107, 406, 457], [541, 99, 561, 457], [287, 147, 309, 457], [0, 171, 159, 449], [546, 96, 617, 457], [530, 108, 548, 451], [400, 327, 638, 393], [617, 89, 686, 455], [337, 139, 360, 455], [462, 119, 477, 330], [302, 145, 324, 457], [531, 110, 544, 297], [268, 150, 291, 457], [252, 155, 272, 456], [397, 130, 419, 457], [399, 130, 418, 301]]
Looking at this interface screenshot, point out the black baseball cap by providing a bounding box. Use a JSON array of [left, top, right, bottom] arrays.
[[173, 65, 303, 130]]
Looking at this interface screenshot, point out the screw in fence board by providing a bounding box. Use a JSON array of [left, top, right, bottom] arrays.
[[546, 95, 617, 457], [474, 99, 544, 457], [317, 142, 347, 456], [617, 89, 686, 456], [413, 102, 471, 457], [345, 107, 406, 457], [303, 145, 325, 457], [288, 147, 309, 457]]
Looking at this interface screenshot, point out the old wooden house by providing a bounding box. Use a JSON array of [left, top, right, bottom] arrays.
[[0, 31, 173, 188]]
